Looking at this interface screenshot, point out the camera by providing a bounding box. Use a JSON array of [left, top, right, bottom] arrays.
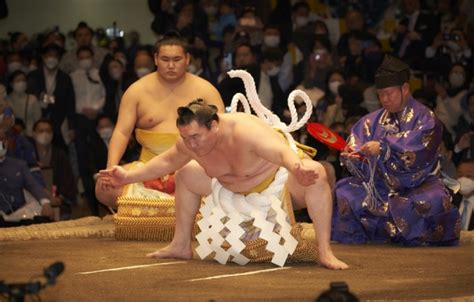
[[316, 281, 359, 302], [443, 33, 461, 41]]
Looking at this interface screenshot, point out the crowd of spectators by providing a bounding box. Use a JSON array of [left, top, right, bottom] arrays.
[[0, 0, 473, 227]]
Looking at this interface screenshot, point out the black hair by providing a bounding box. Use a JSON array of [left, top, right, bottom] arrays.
[[176, 99, 219, 130], [8, 70, 26, 84], [154, 30, 188, 54], [76, 45, 94, 57], [261, 47, 283, 63], [74, 21, 94, 37], [33, 118, 54, 131]]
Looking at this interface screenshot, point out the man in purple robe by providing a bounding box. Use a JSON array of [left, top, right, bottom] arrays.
[[332, 55, 460, 246]]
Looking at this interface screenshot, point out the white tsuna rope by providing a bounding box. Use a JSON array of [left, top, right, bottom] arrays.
[[228, 69, 315, 134], [195, 69, 313, 267]]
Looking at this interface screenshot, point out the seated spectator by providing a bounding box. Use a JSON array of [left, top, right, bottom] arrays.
[[452, 90, 474, 165], [0, 125, 53, 221], [32, 119, 77, 219], [1, 106, 44, 186], [6, 70, 41, 136], [434, 63, 470, 137]]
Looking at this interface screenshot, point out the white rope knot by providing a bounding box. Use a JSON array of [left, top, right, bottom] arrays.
[[195, 167, 298, 266]]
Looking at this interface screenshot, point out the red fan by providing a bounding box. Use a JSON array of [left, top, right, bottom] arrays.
[[306, 122, 347, 151]]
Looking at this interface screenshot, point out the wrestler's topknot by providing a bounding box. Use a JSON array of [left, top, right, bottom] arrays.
[[176, 99, 219, 129]]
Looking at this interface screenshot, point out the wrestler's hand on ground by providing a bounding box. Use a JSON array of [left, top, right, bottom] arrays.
[[97, 165, 128, 188], [360, 141, 381, 156], [292, 163, 318, 186]]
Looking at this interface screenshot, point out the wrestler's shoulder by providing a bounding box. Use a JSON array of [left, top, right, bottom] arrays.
[[186, 73, 217, 89]]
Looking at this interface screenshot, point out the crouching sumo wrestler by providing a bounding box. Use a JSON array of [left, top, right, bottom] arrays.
[[98, 100, 348, 269]]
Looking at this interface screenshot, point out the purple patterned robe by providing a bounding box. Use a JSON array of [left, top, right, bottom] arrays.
[[332, 97, 460, 246]]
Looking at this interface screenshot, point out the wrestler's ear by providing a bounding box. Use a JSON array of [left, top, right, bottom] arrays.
[[185, 52, 191, 66], [210, 120, 219, 131]]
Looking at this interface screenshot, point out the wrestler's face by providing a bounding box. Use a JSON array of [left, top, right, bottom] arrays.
[[155, 45, 190, 82], [377, 84, 410, 113], [179, 120, 218, 156]]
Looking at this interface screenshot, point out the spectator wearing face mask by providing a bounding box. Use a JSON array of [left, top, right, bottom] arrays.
[[187, 47, 212, 83], [101, 58, 134, 121], [0, 125, 54, 223], [70, 45, 105, 216], [6, 70, 41, 136], [133, 52, 155, 80], [59, 21, 109, 74], [0, 106, 45, 187], [90, 115, 139, 180], [452, 90, 474, 165], [434, 63, 470, 137], [261, 24, 301, 93], [4, 52, 26, 79], [31, 119, 77, 220], [27, 43, 76, 149]]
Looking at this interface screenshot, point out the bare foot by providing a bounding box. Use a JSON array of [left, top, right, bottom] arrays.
[[319, 252, 349, 270], [146, 244, 193, 260]]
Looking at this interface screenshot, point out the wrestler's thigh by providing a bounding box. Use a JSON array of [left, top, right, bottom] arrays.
[[175, 160, 212, 196], [287, 159, 327, 210]]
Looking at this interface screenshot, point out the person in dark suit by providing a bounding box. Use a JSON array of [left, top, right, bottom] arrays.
[[390, 0, 437, 70], [27, 43, 76, 148]]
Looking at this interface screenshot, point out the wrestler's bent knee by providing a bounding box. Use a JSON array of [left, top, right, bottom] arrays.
[[95, 180, 122, 208]]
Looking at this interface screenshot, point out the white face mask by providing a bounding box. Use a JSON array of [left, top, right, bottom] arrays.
[[267, 66, 280, 77], [8, 62, 23, 73], [34, 132, 53, 146], [295, 16, 309, 27], [458, 177, 474, 195], [264, 36, 280, 47], [13, 81, 27, 93], [98, 127, 113, 141], [187, 64, 198, 74], [78, 58, 93, 70], [135, 67, 151, 78], [44, 57, 59, 70], [329, 81, 342, 95], [109, 68, 123, 80], [449, 73, 465, 88], [0, 141, 7, 158]]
